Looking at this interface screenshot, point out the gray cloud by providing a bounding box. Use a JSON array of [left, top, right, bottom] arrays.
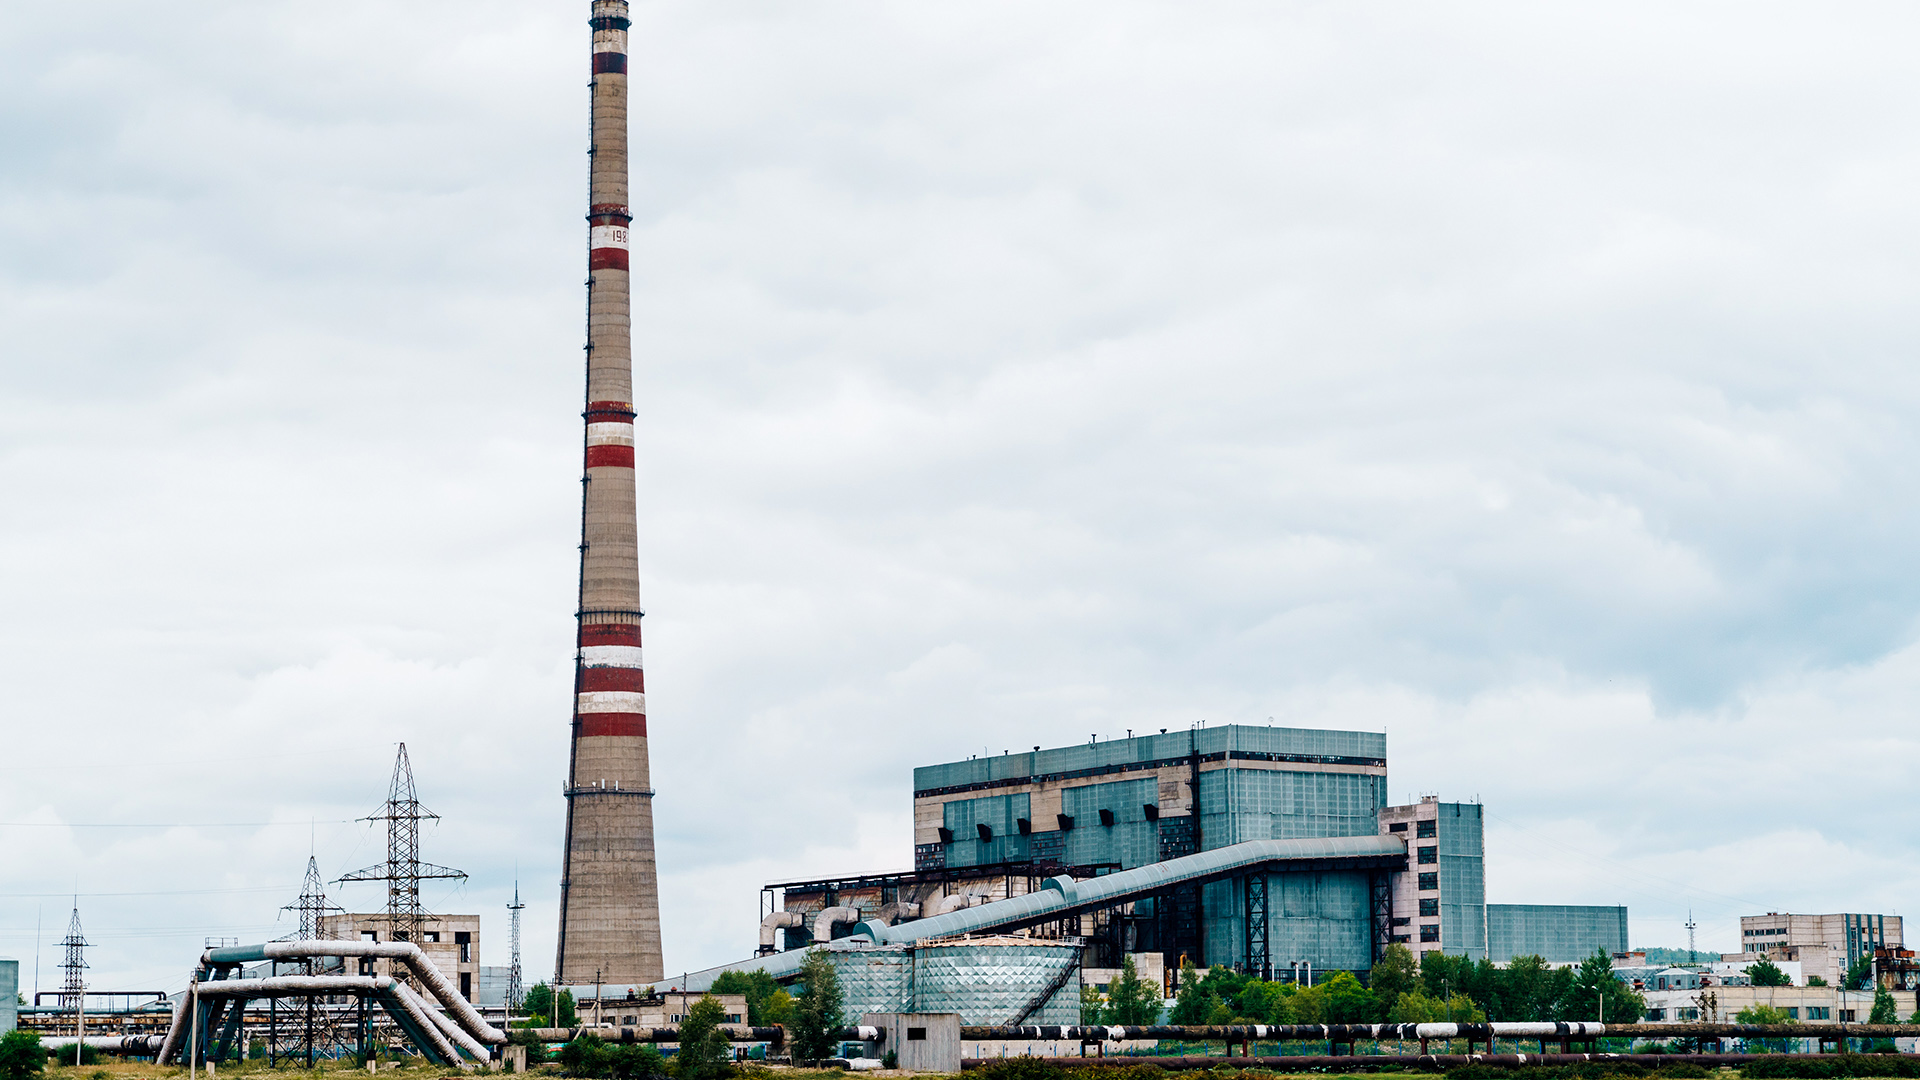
[[4, 0, 1920, 990]]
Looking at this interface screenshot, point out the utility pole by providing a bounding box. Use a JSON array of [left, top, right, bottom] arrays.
[[338, 744, 467, 981]]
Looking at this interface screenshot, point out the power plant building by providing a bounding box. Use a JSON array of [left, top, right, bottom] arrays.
[[757, 726, 1633, 983]]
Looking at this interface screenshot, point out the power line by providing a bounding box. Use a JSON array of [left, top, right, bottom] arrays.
[[0, 820, 354, 829]]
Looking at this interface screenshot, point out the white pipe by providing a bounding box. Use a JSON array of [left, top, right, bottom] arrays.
[[760, 911, 804, 951], [873, 903, 921, 926], [935, 893, 987, 915], [203, 941, 505, 1045], [392, 977, 491, 1062], [162, 976, 466, 1067], [812, 907, 861, 943]]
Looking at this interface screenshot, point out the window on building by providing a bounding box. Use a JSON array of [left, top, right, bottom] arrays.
[[424, 931, 440, 943], [726, 1014, 742, 1024], [1419, 898, 1440, 917], [359, 958, 374, 975], [1677, 1008, 1698, 1021], [623, 1016, 637, 1026], [361, 931, 378, 942], [1841, 1010, 1858, 1022], [1645, 1009, 1666, 1021], [459, 972, 471, 999], [1416, 820, 1437, 838], [1420, 924, 1440, 942], [907, 1028, 927, 1042], [1418, 846, 1438, 865], [1807, 1007, 1830, 1020], [1390, 822, 1408, 832], [1418, 873, 1438, 891], [460, 942, 471, 963], [1391, 917, 1410, 926]]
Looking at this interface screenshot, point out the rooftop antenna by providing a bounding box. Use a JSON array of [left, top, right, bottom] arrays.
[[1686, 911, 1698, 965], [338, 743, 467, 978]]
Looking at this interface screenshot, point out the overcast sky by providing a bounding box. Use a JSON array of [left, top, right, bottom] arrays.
[[6, 0, 1920, 994]]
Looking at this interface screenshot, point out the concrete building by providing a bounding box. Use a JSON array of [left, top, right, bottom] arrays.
[[1638, 984, 1918, 1026], [320, 913, 482, 1002], [910, 725, 1390, 971], [1380, 799, 1485, 961], [1730, 913, 1901, 986], [554, 0, 665, 987], [0, 957, 15, 1034], [1487, 904, 1630, 964]]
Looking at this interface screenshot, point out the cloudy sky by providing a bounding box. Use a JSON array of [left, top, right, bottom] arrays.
[[6, 0, 1920, 994]]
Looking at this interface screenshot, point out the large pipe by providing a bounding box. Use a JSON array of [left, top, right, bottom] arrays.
[[520, 1025, 787, 1045], [644, 835, 1409, 995], [158, 975, 468, 1066], [40, 1035, 168, 1056], [874, 902, 921, 925], [962, 1023, 1607, 1042], [962, 1056, 1899, 1072], [935, 894, 988, 915], [759, 911, 804, 953], [812, 906, 861, 943], [852, 835, 1407, 948], [203, 941, 505, 1045]]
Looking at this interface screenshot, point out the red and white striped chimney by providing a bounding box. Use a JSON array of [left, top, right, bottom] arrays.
[[555, 0, 664, 987]]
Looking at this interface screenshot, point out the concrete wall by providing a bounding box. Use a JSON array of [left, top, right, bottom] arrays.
[[0, 958, 16, 1034]]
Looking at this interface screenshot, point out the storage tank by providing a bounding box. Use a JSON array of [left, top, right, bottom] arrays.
[[823, 938, 1078, 1025]]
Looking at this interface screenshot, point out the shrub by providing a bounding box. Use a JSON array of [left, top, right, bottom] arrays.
[[0, 1031, 44, 1080], [972, 1057, 1066, 1080], [41, 1045, 97, 1067]]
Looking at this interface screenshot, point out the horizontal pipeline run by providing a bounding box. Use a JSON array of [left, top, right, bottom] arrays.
[[965, 1022, 1920, 1043], [964, 1055, 1920, 1072], [518, 1026, 789, 1045], [514, 1025, 879, 1047], [964, 1023, 1605, 1042]]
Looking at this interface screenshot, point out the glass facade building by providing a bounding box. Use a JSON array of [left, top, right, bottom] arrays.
[[1487, 904, 1630, 964]]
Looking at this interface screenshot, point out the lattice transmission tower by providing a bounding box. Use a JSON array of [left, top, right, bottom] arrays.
[[57, 902, 86, 1011], [507, 882, 525, 1012], [338, 744, 467, 961], [277, 856, 350, 1064]]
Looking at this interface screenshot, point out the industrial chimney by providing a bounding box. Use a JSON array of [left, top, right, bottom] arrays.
[[554, 0, 664, 986]]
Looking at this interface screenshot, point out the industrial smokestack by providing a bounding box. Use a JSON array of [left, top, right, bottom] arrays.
[[555, 0, 664, 986]]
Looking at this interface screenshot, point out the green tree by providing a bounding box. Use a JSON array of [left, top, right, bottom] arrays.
[[789, 949, 845, 1062], [673, 995, 733, 1080], [1418, 952, 1476, 1003], [1734, 1003, 1794, 1054], [524, 982, 555, 1025], [1561, 949, 1644, 1024], [608, 1044, 668, 1079], [760, 988, 794, 1026], [1078, 984, 1107, 1025], [1105, 957, 1161, 1024], [0, 1030, 44, 1080], [1386, 987, 1483, 1024], [1317, 971, 1377, 1023], [1168, 961, 1218, 1024], [710, 969, 784, 1027], [1870, 985, 1899, 1024], [1492, 955, 1557, 1022], [1846, 955, 1876, 991], [556, 989, 580, 1028], [1369, 944, 1419, 1018], [1747, 958, 1792, 987], [1806, 976, 1828, 987]]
